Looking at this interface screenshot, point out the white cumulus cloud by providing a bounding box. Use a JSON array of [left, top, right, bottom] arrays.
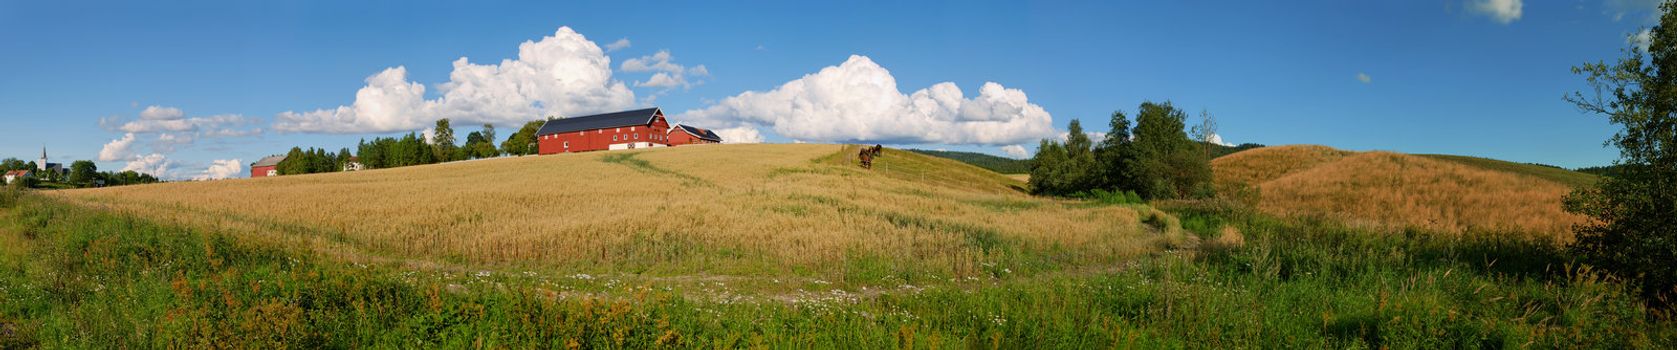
[[193, 159, 243, 181], [274, 26, 637, 133], [1207, 133, 1235, 147], [1631, 28, 1654, 52], [1001, 144, 1029, 159], [605, 38, 631, 52], [1471, 0, 1523, 24], [99, 133, 137, 161], [678, 55, 1055, 146], [139, 105, 183, 120], [153, 133, 195, 153], [95, 105, 262, 179], [121, 153, 173, 177], [713, 126, 765, 144], [621, 50, 707, 90], [106, 105, 261, 137]]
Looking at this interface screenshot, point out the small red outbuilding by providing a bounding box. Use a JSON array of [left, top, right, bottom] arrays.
[[667, 124, 723, 146], [250, 155, 285, 178]]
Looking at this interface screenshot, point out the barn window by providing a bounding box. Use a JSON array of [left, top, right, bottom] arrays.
[[563, 141, 569, 148], [635, 133, 639, 140], [616, 128, 621, 133], [612, 135, 618, 141]]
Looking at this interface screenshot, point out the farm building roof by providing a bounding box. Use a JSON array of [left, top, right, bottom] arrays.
[[536, 107, 663, 136], [673, 124, 723, 142], [4, 170, 28, 177], [252, 155, 287, 167]]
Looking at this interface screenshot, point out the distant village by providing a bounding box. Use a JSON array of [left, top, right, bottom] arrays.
[[3, 147, 159, 189], [250, 107, 722, 178]]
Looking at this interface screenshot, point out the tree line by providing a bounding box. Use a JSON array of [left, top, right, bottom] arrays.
[[1028, 101, 1217, 200], [906, 149, 1032, 174], [3, 158, 158, 189], [275, 118, 548, 175]]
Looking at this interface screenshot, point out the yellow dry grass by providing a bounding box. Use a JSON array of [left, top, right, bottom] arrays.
[[52, 144, 1164, 277], [1212, 145, 1355, 187], [1213, 146, 1587, 240]]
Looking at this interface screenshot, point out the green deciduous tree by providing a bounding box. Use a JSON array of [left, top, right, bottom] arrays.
[[1094, 110, 1135, 191], [0, 158, 27, 172], [502, 121, 544, 156], [1029, 119, 1098, 196], [1127, 101, 1211, 199], [97, 170, 157, 186], [433, 119, 457, 162], [276, 147, 342, 175], [1564, 1, 1677, 306], [68, 160, 97, 187], [1029, 139, 1071, 195], [1029, 103, 1215, 200], [480, 123, 497, 157], [1063, 119, 1097, 191]]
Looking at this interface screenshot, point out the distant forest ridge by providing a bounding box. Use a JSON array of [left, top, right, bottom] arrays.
[[905, 149, 1031, 174], [911, 141, 1622, 181], [908, 141, 1265, 175]]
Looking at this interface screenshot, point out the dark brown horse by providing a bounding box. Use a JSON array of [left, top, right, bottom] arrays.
[[858, 144, 885, 169], [858, 146, 875, 169]]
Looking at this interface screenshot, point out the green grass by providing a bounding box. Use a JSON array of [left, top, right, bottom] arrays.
[[1420, 154, 1600, 188], [600, 151, 711, 186], [0, 189, 1671, 348]]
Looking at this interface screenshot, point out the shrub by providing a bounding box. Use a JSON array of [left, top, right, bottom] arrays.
[[1072, 189, 1143, 205]]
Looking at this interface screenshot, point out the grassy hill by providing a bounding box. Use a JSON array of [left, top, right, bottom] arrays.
[[49, 144, 1160, 273], [1, 143, 1669, 347], [1212, 145, 1590, 240], [905, 149, 1031, 174], [1418, 154, 1598, 188]]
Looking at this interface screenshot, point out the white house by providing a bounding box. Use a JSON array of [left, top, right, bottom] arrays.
[[4, 169, 30, 185]]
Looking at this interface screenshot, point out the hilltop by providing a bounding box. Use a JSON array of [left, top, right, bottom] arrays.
[[1418, 154, 1598, 188], [1212, 145, 1591, 239], [905, 149, 1031, 174]]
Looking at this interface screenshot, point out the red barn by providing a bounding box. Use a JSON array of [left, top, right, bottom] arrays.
[[536, 107, 672, 154], [250, 155, 285, 178], [668, 124, 723, 145]]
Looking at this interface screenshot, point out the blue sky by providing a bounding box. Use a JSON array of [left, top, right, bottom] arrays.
[[0, 0, 1661, 179]]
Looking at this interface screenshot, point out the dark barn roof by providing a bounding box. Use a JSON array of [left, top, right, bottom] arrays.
[[536, 107, 663, 136], [675, 125, 723, 142], [252, 155, 287, 167]]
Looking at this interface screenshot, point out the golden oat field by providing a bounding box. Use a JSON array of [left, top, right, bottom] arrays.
[[1212, 145, 1592, 240], [50, 144, 1175, 277]]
